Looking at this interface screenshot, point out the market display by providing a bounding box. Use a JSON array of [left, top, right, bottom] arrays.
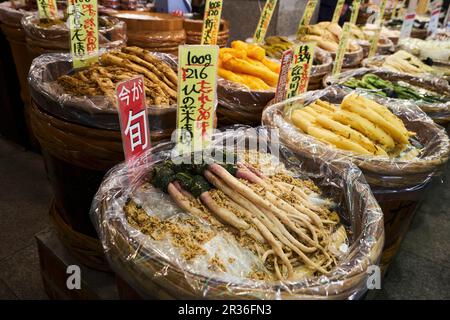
[[218, 41, 280, 90], [289, 93, 417, 158], [398, 37, 450, 62], [58, 47, 178, 107]]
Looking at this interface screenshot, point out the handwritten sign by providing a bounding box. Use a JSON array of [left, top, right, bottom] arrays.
[[37, 0, 58, 21], [297, 0, 319, 37], [200, 0, 223, 45], [428, 0, 442, 35], [332, 22, 351, 76], [116, 76, 151, 164], [177, 45, 219, 152], [286, 43, 315, 99], [349, 0, 361, 25], [332, 0, 345, 24], [253, 0, 278, 44], [390, 0, 399, 20], [68, 0, 99, 69], [400, 0, 418, 39], [274, 49, 293, 103], [368, 27, 382, 58]]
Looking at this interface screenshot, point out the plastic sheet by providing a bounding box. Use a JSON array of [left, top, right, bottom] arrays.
[[91, 127, 384, 299], [217, 48, 333, 126], [262, 86, 450, 189], [28, 51, 177, 132], [0, 1, 32, 27], [22, 14, 127, 53], [324, 68, 450, 123]]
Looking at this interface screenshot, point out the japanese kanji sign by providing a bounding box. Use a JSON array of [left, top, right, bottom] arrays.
[[375, 0, 387, 26], [274, 49, 293, 103], [297, 0, 319, 37], [253, 0, 278, 44], [368, 27, 382, 58], [177, 45, 219, 152], [349, 0, 361, 25], [428, 0, 442, 35], [37, 0, 58, 21], [200, 0, 223, 45], [400, 0, 418, 39], [390, 0, 400, 20], [332, 0, 345, 24], [116, 76, 151, 164], [286, 43, 315, 99], [68, 0, 99, 69], [332, 22, 351, 76]]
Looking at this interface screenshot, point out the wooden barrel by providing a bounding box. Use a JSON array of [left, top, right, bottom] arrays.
[[28, 55, 177, 271], [108, 11, 186, 55], [23, 15, 127, 61], [183, 18, 229, 47], [0, 3, 37, 149]]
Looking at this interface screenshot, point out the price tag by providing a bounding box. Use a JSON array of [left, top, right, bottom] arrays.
[[37, 0, 58, 21], [428, 0, 442, 35], [390, 0, 399, 20], [332, 0, 345, 24], [177, 45, 219, 152], [274, 49, 294, 103], [332, 22, 351, 76], [200, 0, 223, 45], [349, 0, 362, 25], [375, 0, 387, 25], [116, 76, 151, 165], [286, 43, 316, 98], [68, 0, 99, 69], [253, 0, 278, 44], [400, 0, 418, 39], [297, 0, 319, 37]]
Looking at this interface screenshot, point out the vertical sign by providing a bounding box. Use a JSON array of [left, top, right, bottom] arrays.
[[200, 0, 223, 45], [116, 76, 151, 164], [332, 22, 351, 76], [390, 0, 399, 20], [368, 27, 382, 57], [400, 0, 418, 39], [428, 0, 442, 34], [68, 0, 99, 69], [445, 4, 450, 30], [375, 0, 388, 25], [349, 0, 362, 25], [286, 43, 316, 98], [253, 0, 278, 44], [297, 0, 319, 37], [332, 0, 346, 24], [274, 49, 294, 103], [37, 0, 58, 21], [177, 45, 219, 152]]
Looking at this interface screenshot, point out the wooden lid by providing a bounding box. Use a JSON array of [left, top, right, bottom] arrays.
[[108, 11, 184, 31], [184, 18, 229, 33]]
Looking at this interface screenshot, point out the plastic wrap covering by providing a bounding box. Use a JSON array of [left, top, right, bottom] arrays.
[[324, 68, 450, 124], [217, 49, 333, 126], [91, 127, 384, 299], [262, 86, 450, 189], [398, 38, 450, 62], [22, 14, 127, 56], [0, 2, 32, 27], [28, 52, 177, 133]]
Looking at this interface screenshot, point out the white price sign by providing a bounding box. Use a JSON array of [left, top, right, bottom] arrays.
[[399, 0, 418, 39], [428, 0, 442, 34]]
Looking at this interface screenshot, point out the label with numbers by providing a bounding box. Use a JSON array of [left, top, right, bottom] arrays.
[[253, 0, 278, 44], [37, 0, 58, 21], [349, 0, 361, 25], [400, 0, 418, 39], [274, 49, 293, 103], [68, 0, 99, 69], [116, 76, 150, 164], [286, 43, 315, 98], [332, 0, 345, 24], [200, 0, 223, 45], [428, 0, 442, 35], [177, 45, 219, 152], [332, 22, 351, 76], [297, 0, 319, 37]]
